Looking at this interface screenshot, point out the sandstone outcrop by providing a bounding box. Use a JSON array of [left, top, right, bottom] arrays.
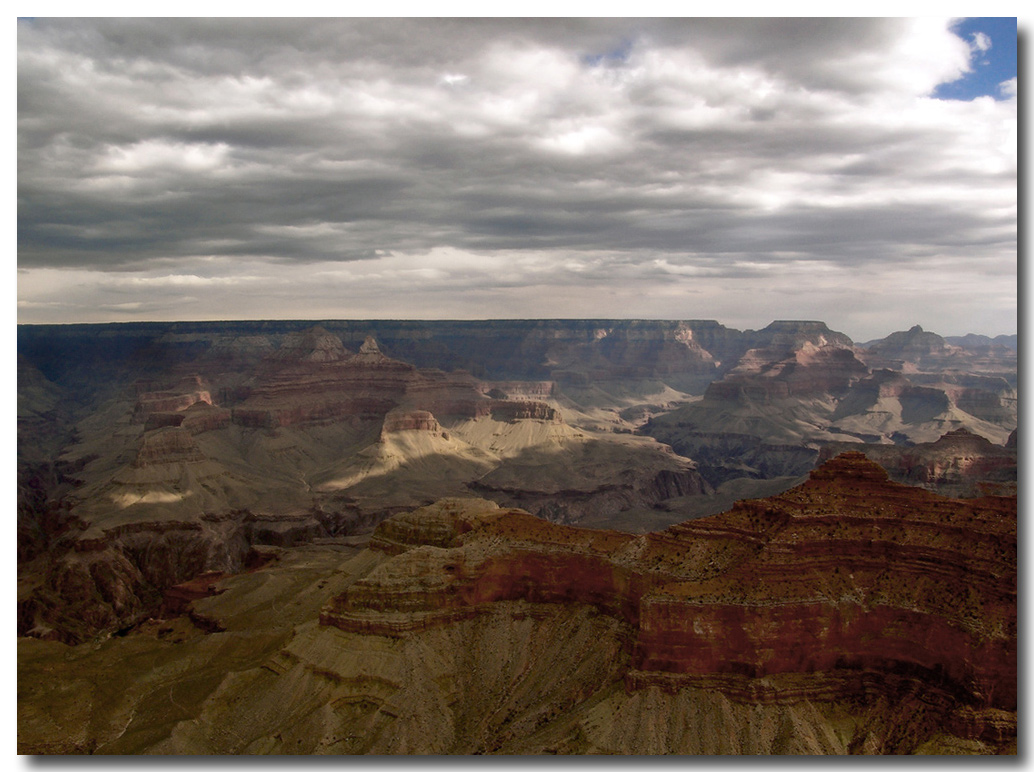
[[133, 375, 213, 417], [488, 400, 559, 422], [479, 381, 555, 400]]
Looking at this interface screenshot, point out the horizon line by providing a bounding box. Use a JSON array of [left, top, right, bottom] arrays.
[[15, 317, 1019, 342]]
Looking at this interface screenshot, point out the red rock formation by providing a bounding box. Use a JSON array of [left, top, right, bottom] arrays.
[[133, 375, 214, 419], [231, 332, 448, 428], [322, 455, 1016, 745], [231, 347, 413, 428], [818, 429, 1017, 497], [632, 455, 1015, 715]]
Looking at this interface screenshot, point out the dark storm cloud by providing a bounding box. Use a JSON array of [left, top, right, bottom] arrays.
[[16, 17, 1016, 337]]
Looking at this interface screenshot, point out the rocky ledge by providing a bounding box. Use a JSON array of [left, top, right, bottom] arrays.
[[321, 454, 1016, 749]]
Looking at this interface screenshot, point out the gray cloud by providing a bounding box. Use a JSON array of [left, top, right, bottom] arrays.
[[17, 17, 1016, 339]]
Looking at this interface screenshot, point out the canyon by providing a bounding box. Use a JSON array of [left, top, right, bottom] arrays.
[[17, 318, 1017, 754], [18, 455, 1016, 754]]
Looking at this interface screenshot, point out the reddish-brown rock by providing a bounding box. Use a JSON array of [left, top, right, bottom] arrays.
[[818, 429, 1017, 497], [322, 454, 1016, 746]]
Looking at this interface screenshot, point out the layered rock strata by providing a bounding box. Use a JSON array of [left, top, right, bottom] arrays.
[[228, 329, 557, 430], [18, 320, 1018, 657], [818, 429, 1017, 497], [860, 326, 1017, 387], [322, 455, 1016, 750], [707, 343, 869, 402]]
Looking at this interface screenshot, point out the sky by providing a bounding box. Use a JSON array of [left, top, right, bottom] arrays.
[[15, 17, 1018, 341]]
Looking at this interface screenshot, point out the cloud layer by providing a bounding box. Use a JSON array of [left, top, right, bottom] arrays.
[[17, 18, 1016, 339]]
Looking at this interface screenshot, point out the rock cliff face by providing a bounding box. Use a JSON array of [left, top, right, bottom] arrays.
[[18, 507, 351, 644], [17, 454, 1016, 754], [632, 455, 1014, 710], [16, 318, 1017, 654], [320, 454, 1015, 752], [380, 408, 446, 436], [227, 329, 559, 430], [861, 326, 1017, 386], [742, 320, 854, 353], [641, 322, 1015, 489], [705, 341, 869, 403], [818, 429, 1017, 498], [17, 356, 79, 563], [18, 325, 717, 644], [17, 319, 740, 395]]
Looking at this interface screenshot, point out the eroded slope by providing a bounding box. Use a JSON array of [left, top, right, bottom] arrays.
[[19, 455, 1016, 754]]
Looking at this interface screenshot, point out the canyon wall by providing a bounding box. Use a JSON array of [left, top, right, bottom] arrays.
[[320, 454, 1015, 751], [17, 319, 1016, 648], [17, 453, 1016, 754]]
